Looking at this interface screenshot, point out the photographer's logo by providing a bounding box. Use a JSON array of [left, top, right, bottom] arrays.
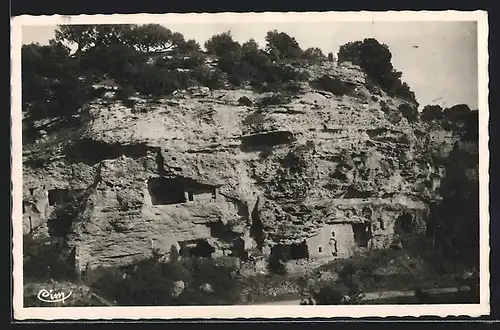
[[37, 289, 72, 304]]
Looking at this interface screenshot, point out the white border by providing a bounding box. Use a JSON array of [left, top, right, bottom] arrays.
[[11, 11, 490, 320]]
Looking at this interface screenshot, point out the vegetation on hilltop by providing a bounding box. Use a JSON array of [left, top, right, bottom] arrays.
[[22, 25, 426, 137]]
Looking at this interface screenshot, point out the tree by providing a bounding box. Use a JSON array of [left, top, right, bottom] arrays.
[[241, 38, 260, 54], [429, 143, 479, 267], [421, 104, 444, 121], [302, 47, 326, 62], [265, 30, 302, 61], [337, 38, 418, 105], [204, 31, 241, 57], [55, 24, 133, 56], [123, 24, 186, 53], [22, 40, 92, 120], [177, 39, 202, 54]]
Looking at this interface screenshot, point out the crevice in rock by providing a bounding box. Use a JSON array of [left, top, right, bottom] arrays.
[[155, 148, 166, 177], [343, 186, 372, 199], [240, 131, 295, 151], [395, 212, 415, 234], [63, 138, 151, 166], [250, 197, 265, 249]]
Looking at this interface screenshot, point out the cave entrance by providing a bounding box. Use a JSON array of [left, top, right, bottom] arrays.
[[352, 223, 371, 248], [270, 242, 309, 262], [270, 244, 290, 262], [147, 178, 186, 205], [250, 200, 265, 249], [179, 239, 215, 258], [48, 189, 71, 206], [290, 241, 309, 260], [344, 186, 372, 199], [396, 212, 414, 234]]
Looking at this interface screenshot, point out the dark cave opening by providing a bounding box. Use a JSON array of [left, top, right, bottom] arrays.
[[352, 223, 371, 248], [290, 241, 309, 260], [179, 240, 215, 258], [48, 189, 71, 206], [250, 199, 265, 249], [241, 131, 295, 150], [270, 241, 309, 262], [147, 177, 186, 205], [396, 212, 415, 234], [344, 186, 372, 199]]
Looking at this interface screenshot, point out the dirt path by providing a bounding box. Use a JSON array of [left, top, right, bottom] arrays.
[[253, 286, 467, 306]]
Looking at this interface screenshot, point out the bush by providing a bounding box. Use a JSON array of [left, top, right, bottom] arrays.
[[421, 104, 444, 121], [23, 235, 76, 281], [205, 31, 241, 57], [268, 255, 287, 275], [265, 30, 303, 61], [398, 103, 419, 123], [312, 283, 348, 305], [89, 257, 241, 306]]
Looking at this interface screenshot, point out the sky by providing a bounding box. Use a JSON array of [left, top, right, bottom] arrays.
[[21, 21, 478, 111]]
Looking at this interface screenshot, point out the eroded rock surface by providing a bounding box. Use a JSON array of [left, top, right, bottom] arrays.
[[22, 62, 471, 272]]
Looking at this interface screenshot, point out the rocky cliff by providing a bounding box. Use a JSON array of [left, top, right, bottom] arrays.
[[22, 62, 465, 271]]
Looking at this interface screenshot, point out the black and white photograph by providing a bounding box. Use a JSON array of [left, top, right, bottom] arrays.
[[11, 11, 489, 320]]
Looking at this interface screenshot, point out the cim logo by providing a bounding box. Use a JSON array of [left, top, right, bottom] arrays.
[[37, 289, 72, 304]]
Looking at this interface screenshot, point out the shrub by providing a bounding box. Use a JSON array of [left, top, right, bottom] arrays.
[[302, 47, 326, 62], [268, 255, 287, 275], [398, 103, 419, 123], [421, 104, 444, 121], [23, 235, 76, 281], [265, 30, 303, 61], [191, 67, 225, 90], [205, 31, 241, 57], [312, 283, 348, 305], [90, 257, 241, 306], [115, 85, 136, 102]]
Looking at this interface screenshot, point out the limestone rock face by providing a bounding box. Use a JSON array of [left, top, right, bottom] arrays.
[[21, 62, 460, 270]]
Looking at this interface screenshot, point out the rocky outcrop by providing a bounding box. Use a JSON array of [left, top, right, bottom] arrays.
[[21, 62, 465, 271]]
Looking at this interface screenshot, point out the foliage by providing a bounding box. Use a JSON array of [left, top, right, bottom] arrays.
[[398, 103, 419, 123], [312, 283, 347, 305], [90, 257, 241, 305], [205, 31, 241, 56], [421, 104, 444, 121], [22, 41, 93, 121], [267, 254, 287, 275], [23, 235, 76, 281], [302, 47, 326, 62], [265, 30, 303, 61], [427, 142, 479, 267], [337, 38, 418, 105]]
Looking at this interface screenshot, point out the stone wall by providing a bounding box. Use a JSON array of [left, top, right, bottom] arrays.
[[306, 223, 355, 259]]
